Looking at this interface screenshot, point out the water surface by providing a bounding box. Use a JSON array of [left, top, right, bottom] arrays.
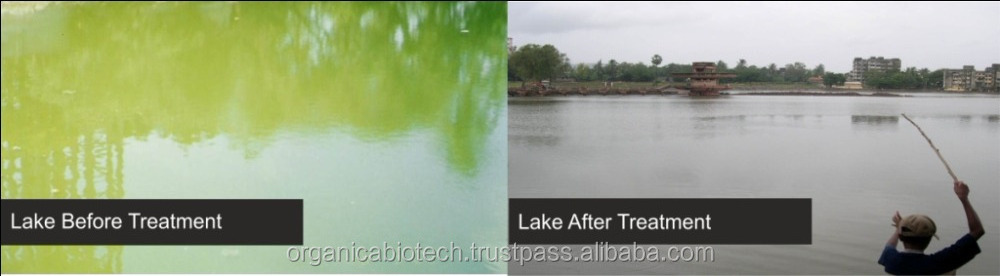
[[2, 2, 507, 273], [510, 94, 999, 274]]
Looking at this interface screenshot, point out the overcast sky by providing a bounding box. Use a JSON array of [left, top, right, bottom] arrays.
[[509, 2, 1000, 72]]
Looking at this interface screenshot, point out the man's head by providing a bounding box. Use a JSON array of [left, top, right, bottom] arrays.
[[898, 214, 937, 251]]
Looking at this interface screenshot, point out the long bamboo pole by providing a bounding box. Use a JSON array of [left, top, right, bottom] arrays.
[[901, 113, 959, 182]]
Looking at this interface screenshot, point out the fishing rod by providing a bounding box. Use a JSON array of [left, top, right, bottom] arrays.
[[901, 113, 959, 182]]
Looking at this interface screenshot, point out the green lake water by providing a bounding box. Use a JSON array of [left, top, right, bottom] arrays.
[[2, 2, 507, 273]]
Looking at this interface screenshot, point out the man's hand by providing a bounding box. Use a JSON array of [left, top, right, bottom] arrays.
[[887, 211, 902, 247], [954, 181, 969, 200], [954, 180, 984, 238]]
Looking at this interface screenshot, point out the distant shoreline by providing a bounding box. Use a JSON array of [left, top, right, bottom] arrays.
[[507, 81, 999, 97]]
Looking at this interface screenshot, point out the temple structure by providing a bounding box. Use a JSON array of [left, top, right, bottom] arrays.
[[673, 62, 736, 96]]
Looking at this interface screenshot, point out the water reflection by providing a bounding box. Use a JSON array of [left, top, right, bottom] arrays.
[[693, 115, 747, 122], [507, 100, 564, 147], [851, 115, 899, 126], [1, 97, 126, 272], [2, 2, 505, 273]]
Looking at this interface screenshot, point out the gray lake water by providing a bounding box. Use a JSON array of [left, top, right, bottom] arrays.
[[509, 93, 1000, 274]]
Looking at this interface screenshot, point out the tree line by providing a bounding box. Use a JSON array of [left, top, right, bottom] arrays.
[[863, 68, 944, 90], [509, 43, 946, 89]]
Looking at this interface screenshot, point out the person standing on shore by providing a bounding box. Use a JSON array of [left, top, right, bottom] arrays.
[[878, 181, 985, 275]]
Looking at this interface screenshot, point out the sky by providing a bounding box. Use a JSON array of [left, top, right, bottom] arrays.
[[508, 2, 1000, 73]]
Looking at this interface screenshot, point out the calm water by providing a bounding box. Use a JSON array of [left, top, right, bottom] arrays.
[[510, 94, 999, 274], [1, 2, 507, 273]]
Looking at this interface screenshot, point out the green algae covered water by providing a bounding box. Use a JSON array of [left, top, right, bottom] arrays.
[[2, 2, 507, 273]]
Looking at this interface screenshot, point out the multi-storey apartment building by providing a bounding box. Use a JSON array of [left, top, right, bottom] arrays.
[[846, 56, 901, 82], [943, 64, 1000, 92]]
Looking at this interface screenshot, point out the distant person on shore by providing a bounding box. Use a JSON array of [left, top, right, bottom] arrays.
[[878, 181, 984, 275]]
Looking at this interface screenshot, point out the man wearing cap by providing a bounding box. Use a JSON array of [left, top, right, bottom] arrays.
[[878, 181, 985, 275]]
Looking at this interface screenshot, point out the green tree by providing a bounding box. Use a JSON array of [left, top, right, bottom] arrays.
[[926, 69, 944, 89], [558, 53, 572, 80], [572, 63, 592, 81], [508, 44, 566, 86], [717, 60, 728, 71], [823, 72, 846, 88], [864, 71, 889, 89], [619, 62, 654, 82], [651, 54, 663, 79], [736, 59, 747, 69], [606, 59, 619, 81], [863, 68, 932, 90], [813, 64, 825, 76], [784, 62, 809, 82], [594, 60, 605, 81]]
